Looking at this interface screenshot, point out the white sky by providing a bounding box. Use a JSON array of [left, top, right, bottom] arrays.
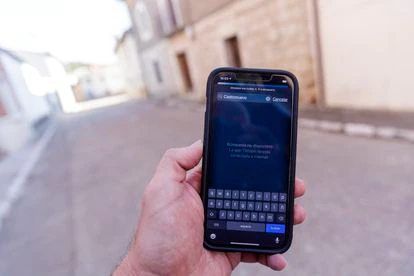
[[0, 0, 131, 64]]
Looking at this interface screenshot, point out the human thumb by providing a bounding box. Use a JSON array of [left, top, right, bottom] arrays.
[[156, 140, 203, 182]]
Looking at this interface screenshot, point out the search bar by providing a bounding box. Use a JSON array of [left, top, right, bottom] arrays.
[[217, 92, 273, 103]]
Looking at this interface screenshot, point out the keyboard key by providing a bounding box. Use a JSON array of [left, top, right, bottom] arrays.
[[224, 190, 232, 199], [271, 193, 279, 202], [239, 201, 247, 210], [216, 189, 224, 198], [232, 190, 239, 199], [208, 199, 215, 208], [279, 193, 287, 202], [240, 191, 247, 200], [208, 189, 216, 198], [248, 191, 255, 200], [263, 192, 271, 201], [247, 202, 255, 211], [227, 211, 234, 220], [219, 210, 227, 219], [279, 203, 286, 213], [231, 201, 239, 210], [207, 220, 225, 230], [243, 212, 251, 221], [251, 212, 258, 221], [263, 202, 270, 212], [255, 202, 262, 211], [259, 213, 266, 222], [255, 192, 263, 201], [276, 214, 286, 223], [235, 211, 242, 220], [216, 200, 223, 209], [271, 203, 278, 212], [266, 213, 274, 223], [227, 221, 265, 232], [265, 224, 285, 233], [207, 209, 216, 219], [224, 200, 231, 209]]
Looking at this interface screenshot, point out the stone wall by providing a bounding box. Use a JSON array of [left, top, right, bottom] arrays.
[[168, 0, 317, 104]]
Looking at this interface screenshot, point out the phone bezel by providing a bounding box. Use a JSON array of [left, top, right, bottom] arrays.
[[201, 67, 299, 254]]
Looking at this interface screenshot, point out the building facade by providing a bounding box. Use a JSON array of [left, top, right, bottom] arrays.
[[115, 29, 146, 98], [0, 49, 51, 152], [317, 0, 414, 111], [127, 0, 181, 97], [126, 0, 414, 111], [127, 0, 319, 104], [73, 64, 127, 101]]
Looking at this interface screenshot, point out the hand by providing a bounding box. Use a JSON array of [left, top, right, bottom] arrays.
[[113, 140, 306, 276]]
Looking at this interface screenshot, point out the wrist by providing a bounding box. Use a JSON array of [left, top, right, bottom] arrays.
[[113, 252, 152, 276]]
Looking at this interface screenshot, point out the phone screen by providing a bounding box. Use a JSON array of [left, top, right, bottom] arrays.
[[204, 71, 295, 250]]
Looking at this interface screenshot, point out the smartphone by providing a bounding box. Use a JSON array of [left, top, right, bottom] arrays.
[[201, 67, 299, 254]]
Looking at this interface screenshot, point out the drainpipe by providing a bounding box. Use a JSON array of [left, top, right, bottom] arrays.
[[307, 0, 326, 107]]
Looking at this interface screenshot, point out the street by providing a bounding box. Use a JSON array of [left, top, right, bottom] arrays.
[[0, 99, 413, 276]]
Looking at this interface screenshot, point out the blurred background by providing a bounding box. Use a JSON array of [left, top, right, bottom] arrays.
[[0, 0, 413, 275]]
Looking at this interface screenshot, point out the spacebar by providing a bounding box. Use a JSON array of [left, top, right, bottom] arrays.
[[226, 221, 265, 232]]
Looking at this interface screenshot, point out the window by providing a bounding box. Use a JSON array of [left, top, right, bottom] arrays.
[[225, 36, 242, 67], [153, 60, 163, 83], [134, 2, 153, 42], [158, 0, 183, 34], [168, 0, 183, 28]]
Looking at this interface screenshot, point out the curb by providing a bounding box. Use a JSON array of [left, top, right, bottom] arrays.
[[0, 122, 57, 230], [299, 118, 414, 143]]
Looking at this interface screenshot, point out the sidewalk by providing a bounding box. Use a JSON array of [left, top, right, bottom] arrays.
[[0, 118, 57, 228], [299, 107, 414, 142], [300, 107, 414, 130]]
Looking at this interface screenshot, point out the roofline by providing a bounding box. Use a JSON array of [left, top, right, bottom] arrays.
[[0, 47, 25, 63]]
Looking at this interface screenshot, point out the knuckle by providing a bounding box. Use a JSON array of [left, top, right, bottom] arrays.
[[163, 148, 178, 159]]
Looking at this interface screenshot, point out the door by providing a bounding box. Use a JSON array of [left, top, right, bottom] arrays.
[[177, 52, 193, 93], [0, 98, 6, 117], [225, 36, 242, 67]]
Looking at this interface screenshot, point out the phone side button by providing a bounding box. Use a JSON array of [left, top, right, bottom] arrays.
[[265, 224, 285, 234], [207, 220, 226, 230], [226, 221, 265, 232]]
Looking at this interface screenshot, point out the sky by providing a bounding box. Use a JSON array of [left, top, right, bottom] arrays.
[[0, 0, 131, 64]]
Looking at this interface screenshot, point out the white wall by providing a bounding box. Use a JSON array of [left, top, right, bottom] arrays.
[[318, 0, 414, 110], [45, 57, 78, 113], [117, 34, 145, 96], [140, 40, 179, 96], [0, 72, 20, 115], [76, 64, 127, 100], [1, 54, 50, 122], [0, 53, 52, 152], [101, 65, 126, 96]]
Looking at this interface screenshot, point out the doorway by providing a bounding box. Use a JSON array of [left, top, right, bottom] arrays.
[[225, 36, 242, 67], [0, 99, 6, 117], [176, 52, 193, 93]]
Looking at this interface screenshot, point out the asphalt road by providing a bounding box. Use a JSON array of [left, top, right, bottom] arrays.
[[0, 100, 413, 276]]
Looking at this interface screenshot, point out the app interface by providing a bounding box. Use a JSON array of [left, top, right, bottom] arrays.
[[205, 74, 293, 248]]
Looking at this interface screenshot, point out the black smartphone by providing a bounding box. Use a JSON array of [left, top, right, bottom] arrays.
[[201, 67, 299, 254]]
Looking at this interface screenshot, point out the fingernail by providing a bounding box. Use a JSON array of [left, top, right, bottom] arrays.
[[273, 254, 288, 271], [189, 139, 202, 147]]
